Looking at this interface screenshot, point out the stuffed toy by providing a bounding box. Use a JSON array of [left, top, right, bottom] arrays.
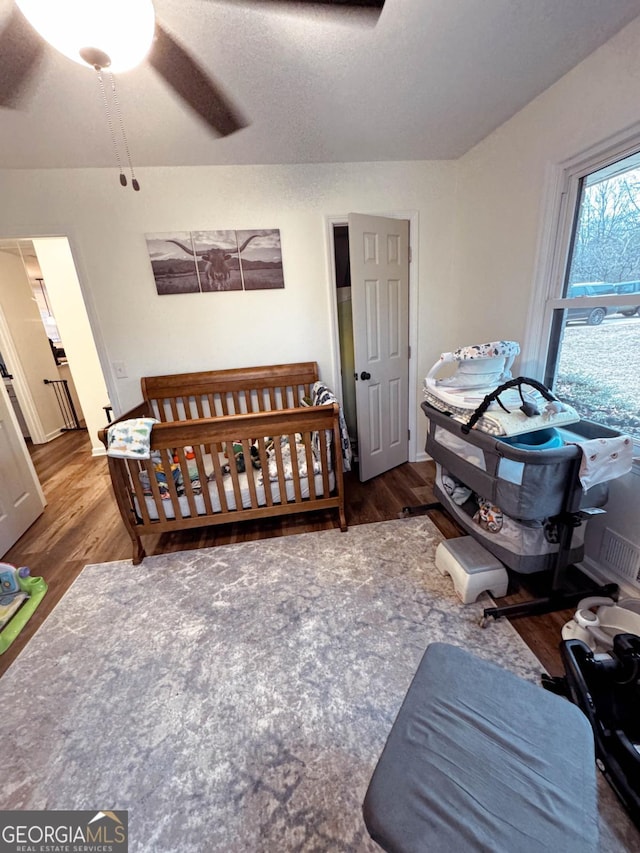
[[473, 498, 504, 533]]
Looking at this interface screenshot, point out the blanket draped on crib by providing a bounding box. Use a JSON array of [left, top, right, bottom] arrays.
[[106, 418, 158, 459], [312, 382, 352, 472]]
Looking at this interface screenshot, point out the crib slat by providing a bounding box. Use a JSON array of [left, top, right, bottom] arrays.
[[287, 433, 304, 504], [173, 448, 199, 518], [127, 459, 152, 525], [155, 449, 184, 518], [194, 396, 206, 419], [241, 439, 259, 508], [191, 444, 214, 515], [272, 436, 288, 505], [137, 456, 169, 524], [201, 393, 211, 417], [169, 397, 180, 421], [256, 437, 273, 507], [302, 430, 317, 501], [318, 429, 331, 497], [225, 441, 245, 512], [209, 442, 229, 513]]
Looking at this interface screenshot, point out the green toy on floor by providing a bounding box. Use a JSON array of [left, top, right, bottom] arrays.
[[0, 562, 48, 655]]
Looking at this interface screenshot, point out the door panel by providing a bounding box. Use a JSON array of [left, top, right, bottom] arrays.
[[368, 382, 382, 453], [349, 214, 409, 482], [388, 279, 400, 356], [389, 378, 401, 445], [0, 382, 44, 556], [365, 279, 380, 360]]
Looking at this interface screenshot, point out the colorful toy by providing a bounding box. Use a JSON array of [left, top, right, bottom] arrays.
[[0, 562, 48, 655], [223, 440, 261, 474]]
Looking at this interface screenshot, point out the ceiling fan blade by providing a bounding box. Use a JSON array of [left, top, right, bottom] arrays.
[[238, 1, 384, 15], [274, 1, 385, 7], [148, 22, 247, 137], [0, 6, 46, 108]]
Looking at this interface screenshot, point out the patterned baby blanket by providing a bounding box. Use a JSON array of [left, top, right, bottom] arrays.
[[107, 417, 159, 459], [422, 384, 580, 437], [570, 436, 634, 491], [311, 381, 353, 472], [258, 434, 322, 484]]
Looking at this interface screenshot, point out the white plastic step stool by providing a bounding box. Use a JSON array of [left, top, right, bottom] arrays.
[[435, 536, 509, 605]]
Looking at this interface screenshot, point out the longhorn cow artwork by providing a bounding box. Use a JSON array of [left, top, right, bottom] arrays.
[[146, 229, 284, 295]]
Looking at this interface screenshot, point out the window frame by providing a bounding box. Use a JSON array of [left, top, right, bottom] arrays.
[[523, 126, 640, 458]]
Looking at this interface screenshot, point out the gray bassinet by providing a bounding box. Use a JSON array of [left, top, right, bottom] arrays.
[[422, 401, 614, 574]]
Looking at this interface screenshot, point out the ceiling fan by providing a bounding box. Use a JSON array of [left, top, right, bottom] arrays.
[[0, 0, 386, 139]]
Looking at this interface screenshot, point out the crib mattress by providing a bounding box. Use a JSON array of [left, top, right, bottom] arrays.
[[135, 464, 336, 521]]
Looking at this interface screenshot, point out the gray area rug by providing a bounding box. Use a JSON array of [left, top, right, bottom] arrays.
[[1, 517, 638, 851]]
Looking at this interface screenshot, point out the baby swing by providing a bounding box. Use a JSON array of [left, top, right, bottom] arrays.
[[561, 596, 640, 652], [423, 339, 581, 435]]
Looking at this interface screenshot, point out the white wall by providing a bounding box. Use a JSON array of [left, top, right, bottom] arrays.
[[0, 250, 65, 440], [453, 15, 640, 577], [0, 160, 457, 456], [32, 237, 110, 456], [454, 16, 640, 348]]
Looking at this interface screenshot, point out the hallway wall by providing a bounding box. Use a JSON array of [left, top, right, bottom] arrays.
[[0, 249, 65, 441]]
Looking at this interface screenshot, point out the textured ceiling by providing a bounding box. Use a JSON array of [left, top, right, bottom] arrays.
[[1, 0, 640, 169]]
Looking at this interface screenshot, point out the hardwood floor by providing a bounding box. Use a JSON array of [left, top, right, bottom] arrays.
[[1, 429, 574, 678]]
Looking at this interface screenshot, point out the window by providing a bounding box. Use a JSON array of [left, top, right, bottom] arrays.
[[542, 150, 640, 443]]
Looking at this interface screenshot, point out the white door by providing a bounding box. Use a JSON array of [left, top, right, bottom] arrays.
[[348, 213, 410, 482], [0, 380, 45, 556]]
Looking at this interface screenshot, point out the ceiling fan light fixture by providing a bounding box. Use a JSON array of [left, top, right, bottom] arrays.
[[15, 0, 156, 72]]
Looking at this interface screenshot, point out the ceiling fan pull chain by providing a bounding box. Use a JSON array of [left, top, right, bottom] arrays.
[[96, 68, 127, 187], [108, 72, 140, 191]]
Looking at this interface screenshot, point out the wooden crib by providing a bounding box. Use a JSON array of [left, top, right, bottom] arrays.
[[99, 362, 347, 564]]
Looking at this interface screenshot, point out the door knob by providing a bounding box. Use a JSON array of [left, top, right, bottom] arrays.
[[360, 371, 371, 380]]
